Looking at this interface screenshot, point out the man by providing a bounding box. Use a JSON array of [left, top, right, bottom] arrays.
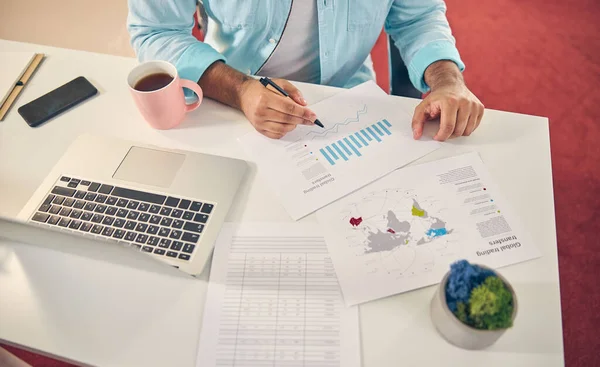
[[127, 0, 483, 140]]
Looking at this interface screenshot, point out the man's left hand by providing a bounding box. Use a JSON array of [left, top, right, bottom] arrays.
[[412, 61, 484, 141]]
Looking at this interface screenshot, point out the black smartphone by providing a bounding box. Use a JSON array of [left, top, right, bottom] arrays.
[[18, 76, 98, 127]]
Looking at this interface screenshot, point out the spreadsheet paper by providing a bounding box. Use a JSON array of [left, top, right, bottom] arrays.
[[196, 223, 361, 367]]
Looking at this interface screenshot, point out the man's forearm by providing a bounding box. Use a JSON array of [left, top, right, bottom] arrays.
[[424, 60, 465, 89], [198, 61, 250, 110]]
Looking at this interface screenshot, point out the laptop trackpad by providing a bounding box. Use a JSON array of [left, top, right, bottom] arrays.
[[113, 146, 185, 188]]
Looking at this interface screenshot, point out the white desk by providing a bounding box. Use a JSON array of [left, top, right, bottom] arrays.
[[0, 40, 564, 366]]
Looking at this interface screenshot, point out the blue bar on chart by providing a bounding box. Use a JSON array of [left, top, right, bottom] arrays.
[[320, 119, 393, 165]]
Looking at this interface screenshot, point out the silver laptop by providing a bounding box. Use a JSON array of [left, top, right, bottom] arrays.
[[15, 133, 248, 276]]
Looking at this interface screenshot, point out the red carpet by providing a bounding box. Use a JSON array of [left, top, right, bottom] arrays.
[[3, 1, 599, 365], [445, 0, 600, 365]]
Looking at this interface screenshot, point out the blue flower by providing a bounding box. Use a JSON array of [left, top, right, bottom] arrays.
[[445, 260, 495, 312]]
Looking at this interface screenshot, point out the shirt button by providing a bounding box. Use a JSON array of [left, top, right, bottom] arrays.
[[269, 38, 276, 44]]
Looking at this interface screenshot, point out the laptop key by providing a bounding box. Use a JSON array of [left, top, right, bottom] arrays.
[[111, 187, 166, 205], [141, 246, 153, 253], [138, 213, 150, 222], [81, 180, 91, 186], [59, 207, 72, 217], [95, 195, 107, 204], [48, 215, 61, 225], [154, 249, 166, 255], [91, 214, 104, 223], [68, 181, 78, 188], [149, 205, 161, 214], [80, 222, 93, 232], [63, 198, 75, 207], [84, 203, 96, 211], [88, 182, 101, 192], [183, 221, 204, 233], [200, 204, 214, 214], [74, 190, 86, 199], [190, 201, 202, 211], [116, 198, 128, 207], [106, 207, 117, 216], [49, 205, 61, 215], [170, 241, 183, 251], [102, 227, 115, 237], [147, 225, 159, 235], [178, 253, 191, 261], [39, 204, 51, 213], [172, 220, 184, 229], [106, 196, 118, 205], [149, 215, 161, 224], [158, 228, 171, 237], [32, 212, 50, 223], [135, 234, 149, 244], [182, 211, 194, 220], [81, 212, 93, 221], [193, 214, 209, 224], [113, 229, 126, 239], [148, 236, 160, 246], [159, 238, 172, 248], [160, 217, 173, 227], [178, 199, 191, 210], [127, 201, 139, 210], [91, 224, 104, 234], [43, 194, 55, 205], [95, 205, 107, 214], [138, 203, 149, 212], [70, 210, 83, 219], [53, 196, 65, 205], [60, 176, 71, 182], [169, 230, 182, 240], [116, 208, 128, 218], [182, 232, 200, 243], [125, 231, 137, 241], [125, 221, 136, 230], [165, 197, 180, 207], [166, 251, 178, 258], [85, 192, 97, 201], [113, 218, 126, 228], [160, 207, 172, 216], [102, 216, 115, 226], [182, 243, 195, 253], [74, 200, 85, 209], [127, 211, 140, 220], [135, 223, 148, 232], [98, 184, 114, 195], [58, 218, 71, 227], [51, 186, 75, 197], [69, 220, 82, 230], [171, 209, 183, 219]]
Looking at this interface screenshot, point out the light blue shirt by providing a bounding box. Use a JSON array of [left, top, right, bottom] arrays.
[[127, 0, 465, 93]]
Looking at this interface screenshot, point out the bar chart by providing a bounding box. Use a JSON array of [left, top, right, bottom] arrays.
[[319, 119, 392, 165]]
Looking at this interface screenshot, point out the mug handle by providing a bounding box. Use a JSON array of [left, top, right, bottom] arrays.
[[180, 79, 204, 112]]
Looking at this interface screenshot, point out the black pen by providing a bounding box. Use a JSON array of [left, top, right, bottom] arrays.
[[259, 77, 325, 128]]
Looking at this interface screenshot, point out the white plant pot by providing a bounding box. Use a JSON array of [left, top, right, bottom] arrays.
[[430, 266, 518, 350]]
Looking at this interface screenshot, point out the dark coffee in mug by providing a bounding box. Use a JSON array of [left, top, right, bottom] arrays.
[[134, 73, 174, 92]]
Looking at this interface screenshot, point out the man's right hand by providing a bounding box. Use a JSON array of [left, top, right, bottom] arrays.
[[239, 78, 317, 139], [198, 62, 316, 139]]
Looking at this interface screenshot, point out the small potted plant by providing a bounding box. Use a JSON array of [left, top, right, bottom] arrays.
[[430, 260, 517, 349]]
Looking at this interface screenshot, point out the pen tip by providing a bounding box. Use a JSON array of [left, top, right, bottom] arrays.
[[315, 119, 324, 128]]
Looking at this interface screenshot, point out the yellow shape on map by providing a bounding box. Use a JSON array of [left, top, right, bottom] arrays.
[[411, 205, 425, 217]]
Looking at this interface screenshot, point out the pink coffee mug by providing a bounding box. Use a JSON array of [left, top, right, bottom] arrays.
[[127, 60, 203, 129]]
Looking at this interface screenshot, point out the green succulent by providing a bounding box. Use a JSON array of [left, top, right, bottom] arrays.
[[451, 275, 514, 330]]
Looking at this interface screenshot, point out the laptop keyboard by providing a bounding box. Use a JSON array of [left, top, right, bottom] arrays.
[[29, 176, 216, 262]]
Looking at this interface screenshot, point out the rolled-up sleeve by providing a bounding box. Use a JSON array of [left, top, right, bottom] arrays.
[[385, 0, 465, 93], [127, 0, 225, 83]]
